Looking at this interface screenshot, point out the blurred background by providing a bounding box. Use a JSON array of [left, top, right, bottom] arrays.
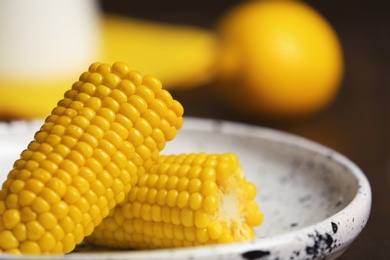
[[1, 0, 389, 258]]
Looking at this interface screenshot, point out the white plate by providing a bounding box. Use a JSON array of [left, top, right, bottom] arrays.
[[0, 117, 371, 260]]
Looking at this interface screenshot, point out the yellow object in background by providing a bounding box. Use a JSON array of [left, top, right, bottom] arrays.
[[213, 0, 344, 120], [101, 15, 218, 91], [0, 0, 343, 121]]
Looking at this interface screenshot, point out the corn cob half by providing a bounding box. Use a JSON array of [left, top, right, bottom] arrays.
[[0, 62, 184, 254], [85, 152, 263, 249]]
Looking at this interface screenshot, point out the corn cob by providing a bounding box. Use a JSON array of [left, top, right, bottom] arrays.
[[0, 62, 184, 254], [85, 152, 263, 249]]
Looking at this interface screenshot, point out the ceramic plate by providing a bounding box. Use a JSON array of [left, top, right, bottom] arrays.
[[0, 117, 371, 260]]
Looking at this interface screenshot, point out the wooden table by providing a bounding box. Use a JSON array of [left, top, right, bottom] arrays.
[[100, 1, 390, 258]]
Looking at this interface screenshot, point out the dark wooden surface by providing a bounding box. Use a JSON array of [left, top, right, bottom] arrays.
[[106, 1, 390, 258]]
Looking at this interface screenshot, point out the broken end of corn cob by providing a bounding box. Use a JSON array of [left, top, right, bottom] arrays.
[[0, 61, 184, 254], [211, 153, 264, 242], [85, 152, 263, 249]]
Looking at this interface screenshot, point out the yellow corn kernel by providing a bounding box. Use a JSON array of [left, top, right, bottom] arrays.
[[86, 153, 263, 249], [0, 62, 184, 254]]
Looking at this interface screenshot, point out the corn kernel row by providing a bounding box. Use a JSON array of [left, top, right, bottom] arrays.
[[0, 62, 184, 254]]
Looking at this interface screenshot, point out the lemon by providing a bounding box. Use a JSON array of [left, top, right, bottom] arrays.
[[213, 0, 344, 120]]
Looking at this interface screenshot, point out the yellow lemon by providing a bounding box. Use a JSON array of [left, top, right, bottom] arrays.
[[214, 0, 344, 120]]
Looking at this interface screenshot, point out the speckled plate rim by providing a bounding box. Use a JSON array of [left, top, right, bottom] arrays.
[[0, 117, 372, 260]]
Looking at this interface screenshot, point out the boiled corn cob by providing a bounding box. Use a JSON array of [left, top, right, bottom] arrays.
[[85, 152, 263, 249], [0, 62, 184, 254]]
